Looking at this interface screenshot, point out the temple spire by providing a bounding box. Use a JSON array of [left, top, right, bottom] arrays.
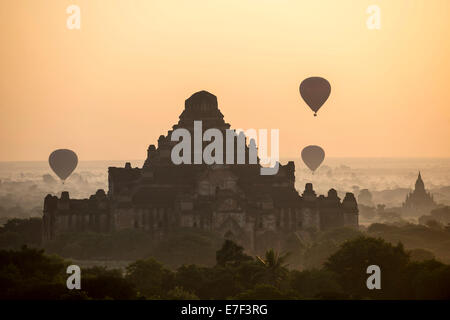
[[415, 171, 425, 192]]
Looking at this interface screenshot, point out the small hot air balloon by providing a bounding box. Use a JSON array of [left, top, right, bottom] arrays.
[[299, 77, 331, 116], [301, 145, 325, 173], [48, 149, 78, 183]]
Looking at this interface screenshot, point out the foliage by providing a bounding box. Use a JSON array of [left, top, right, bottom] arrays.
[[43, 229, 154, 260], [0, 246, 70, 299], [43, 227, 223, 267], [233, 284, 295, 300], [166, 286, 199, 300], [125, 257, 175, 299], [216, 239, 252, 267], [2, 236, 450, 300], [149, 227, 223, 267], [0, 218, 42, 249], [255, 249, 290, 287], [301, 227, 364, 269], [409, 248, 435, 262], [367, 222, 450, 263], [81, 266, 136, 300], [289, 269, 344, 299], [0, 246, 135, 299], [325, 236, 409, 299], [400, 259, 450, 299]]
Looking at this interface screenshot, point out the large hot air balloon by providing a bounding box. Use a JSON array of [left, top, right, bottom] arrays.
[[299, 77, 331, 116], [48, 149, 78, 183], [301, 145, 325, 173]]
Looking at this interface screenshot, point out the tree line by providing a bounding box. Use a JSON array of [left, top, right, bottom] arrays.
[[1, 237, 450, 300]]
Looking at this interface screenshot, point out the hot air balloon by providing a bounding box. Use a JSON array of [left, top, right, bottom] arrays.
[[301, 145, 325, 173], [299, 77, 331, 116], [48, 149, 78, 183]]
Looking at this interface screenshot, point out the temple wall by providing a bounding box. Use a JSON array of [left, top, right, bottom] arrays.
[[211, 212, 246, 229], [343, 212, 359, 228], [301, 208, 320, 230]]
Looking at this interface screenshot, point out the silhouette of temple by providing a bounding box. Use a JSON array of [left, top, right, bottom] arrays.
[[42, 91, 358, 251], [402, 172, 437, 216]]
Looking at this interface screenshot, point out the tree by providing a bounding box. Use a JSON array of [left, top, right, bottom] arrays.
[[401, 259, 450, 299], [82, 266, 136, 300], [125, 258, 175, 299], [302, 227, 363, 269], [175, 264, 210, 298], [430, 206, 450, 224], [324, 236, 409, 299], [0, 246, 69, 299], [425, 219, 443, 230], [0, 218, 42, 249], [255, 249, 290, 287], [166, 286, 199, 300], [201, 266, 241, 299], [289, 269, 344, 299], [358, 189, 373, 206], [234, 284, 295, 300], [233, 260, 267, 291], [216, 240, 252, 267], [409, 248, 435, 262]]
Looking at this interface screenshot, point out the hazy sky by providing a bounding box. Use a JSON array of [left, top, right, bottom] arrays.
[[1, 0, 449, 161]]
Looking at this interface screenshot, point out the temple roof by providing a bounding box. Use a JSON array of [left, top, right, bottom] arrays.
[[185, 91, 218, 109], [415, 171, 425, 192], [175, 90, 230, 130]]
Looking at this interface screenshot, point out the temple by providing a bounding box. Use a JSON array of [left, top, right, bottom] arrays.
[[42, 91, 358, 252], [402, 172, 437, 216]]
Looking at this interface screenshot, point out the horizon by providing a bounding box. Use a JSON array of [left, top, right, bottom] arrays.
[[2, 156, 450, 163]]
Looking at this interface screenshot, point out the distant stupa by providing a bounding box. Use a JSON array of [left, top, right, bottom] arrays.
[[402, 172, 437, 216]]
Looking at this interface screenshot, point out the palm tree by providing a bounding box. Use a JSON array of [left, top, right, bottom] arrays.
[[256, 249, 291, 287]]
